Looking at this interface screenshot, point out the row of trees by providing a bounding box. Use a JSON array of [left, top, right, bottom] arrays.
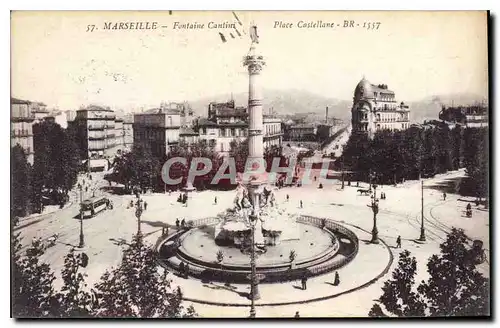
[[370, 228, 489, 317], [11, 121, 81, 217], [12, 226, 196, 318], [337, 126, 488, 198]]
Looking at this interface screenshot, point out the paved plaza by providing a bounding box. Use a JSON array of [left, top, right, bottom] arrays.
[[16, 168, 490, 318]]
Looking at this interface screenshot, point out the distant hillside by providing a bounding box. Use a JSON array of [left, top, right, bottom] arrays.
[[189, 89, 352, 121], [189, 89, 487, 124], [409, 93, 488, 123]]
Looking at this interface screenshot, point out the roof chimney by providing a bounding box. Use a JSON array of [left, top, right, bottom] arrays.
[[325, 106, 329, 123]]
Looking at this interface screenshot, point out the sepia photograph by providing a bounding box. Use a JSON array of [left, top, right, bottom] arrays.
[[10, 10, 490, 318]]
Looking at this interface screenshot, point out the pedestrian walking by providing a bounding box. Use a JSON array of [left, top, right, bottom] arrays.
[[443, 192, 447, 201], [179, 262, 185, 276], [214, 196, 217, 205], [301, 276, 308, 290], [286, 194, 290, 202], [333, 271, 340, 286], [181, 218, 186, 228], [162, 227, 165, 235], [144, 202, 148, 210], [300, 200, 303, 209], [176, 218, 180, 228], [184, 263, 190, 278], [294, 311, 300, 318], [396, 235, 401, 248]]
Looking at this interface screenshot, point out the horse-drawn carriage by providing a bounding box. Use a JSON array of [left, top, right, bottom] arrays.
[[471, 240, 486, 265]]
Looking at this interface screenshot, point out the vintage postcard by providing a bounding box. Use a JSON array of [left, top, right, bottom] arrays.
[[10, 10, 490, 318]]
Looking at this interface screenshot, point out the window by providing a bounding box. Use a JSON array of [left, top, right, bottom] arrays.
[[231, 128, 236, 137]]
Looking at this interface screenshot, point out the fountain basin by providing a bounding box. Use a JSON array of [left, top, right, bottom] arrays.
[[157, 216, 359, 284]]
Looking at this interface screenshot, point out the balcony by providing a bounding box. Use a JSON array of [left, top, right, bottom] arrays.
[[11, 129, 33, 138], [88, 136, 105, 140], [88, 145, 105, 151], [88, 125, 105, 130], [263, 132, 284, 139]]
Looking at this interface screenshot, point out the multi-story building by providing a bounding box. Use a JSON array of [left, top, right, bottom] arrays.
[[31, 102, 49, 123], [11, 97, 35, 164], [179, 127, 200, 145], [133, 103, 183, 158], [439, 104, 488, 128], [197, 100, 283, 154], [123, 114, 134, 151], [316, 124, 340, 143], [65, 110, 77, 123], [351, 77, 411, 138], [114, 115, 125, 154], [70, 105, 117, 171], [263, 116, 283, 149], [197, 100, 248, 153], [286, 123, 318, 141]]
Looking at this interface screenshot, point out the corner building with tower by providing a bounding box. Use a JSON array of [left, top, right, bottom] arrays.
[[351, 77, 411, 139]]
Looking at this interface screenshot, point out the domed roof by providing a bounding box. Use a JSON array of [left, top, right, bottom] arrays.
[[354, 77, 373, 98]]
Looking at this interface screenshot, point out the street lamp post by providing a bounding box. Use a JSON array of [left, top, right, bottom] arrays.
[[419, 180, 426, 242], [79, 185, 85, 248], [341, 157, 345, 189], [248, 206, 261, 318], [370, 184, 379, 244], [135, 196, 143, 236]]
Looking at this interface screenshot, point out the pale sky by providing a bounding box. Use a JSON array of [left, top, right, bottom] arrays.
[[11, 11, 488, 111]]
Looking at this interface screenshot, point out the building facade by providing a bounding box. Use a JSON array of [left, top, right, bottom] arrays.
[[439, 104, 488, 128], [71, 105, 117, 171], [196, 100, 283, 154], [31, 102, 49, 123], [11, 98, 35, 164], [263, 116, 283, 149], [286, 124, 318, 141], [351, 77, 411, 138], [123, 114, 134, 151], [133, 103, 184, 158], [114, 116, 125, 154], [197, 100, 248, 153]]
